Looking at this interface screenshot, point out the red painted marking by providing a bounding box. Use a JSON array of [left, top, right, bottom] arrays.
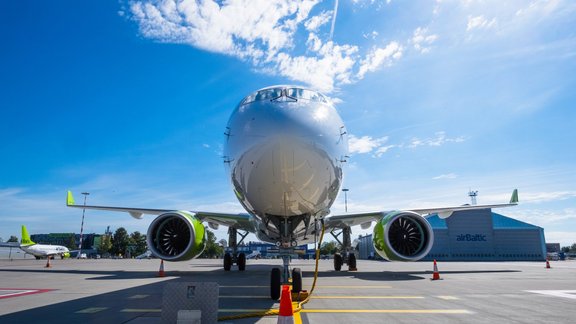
[[0, 288, 54, 299]]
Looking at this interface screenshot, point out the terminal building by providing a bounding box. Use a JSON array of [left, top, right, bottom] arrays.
[[358, 208, 547, 261]]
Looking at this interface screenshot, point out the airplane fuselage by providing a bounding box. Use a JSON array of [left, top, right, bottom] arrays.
[[224, 86, 348, 246], [20, 244, 69, 258]]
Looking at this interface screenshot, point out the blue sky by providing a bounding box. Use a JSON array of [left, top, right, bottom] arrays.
[[1, 0, 575, 247]]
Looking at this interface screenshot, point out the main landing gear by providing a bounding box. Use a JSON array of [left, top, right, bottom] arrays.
[[223, 227, 248, 272], [331, 226, 357, 271]]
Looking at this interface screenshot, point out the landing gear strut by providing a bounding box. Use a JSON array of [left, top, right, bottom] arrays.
[[331, 226, 357, 271], [223, 227, 248, 271]]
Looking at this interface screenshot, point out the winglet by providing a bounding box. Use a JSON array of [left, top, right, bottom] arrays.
[[21, 225, 35, 246], [510, 189, 519, 204], [67, 191, 76, 206]]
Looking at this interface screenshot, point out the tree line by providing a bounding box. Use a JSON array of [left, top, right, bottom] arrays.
[[1, 227, 223, 259]]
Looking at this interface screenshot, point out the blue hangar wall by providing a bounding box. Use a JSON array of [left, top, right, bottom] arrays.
[[358, 209, 547, 261]]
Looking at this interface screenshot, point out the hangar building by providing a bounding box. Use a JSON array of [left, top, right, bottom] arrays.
[[358, 209, 547, 261]]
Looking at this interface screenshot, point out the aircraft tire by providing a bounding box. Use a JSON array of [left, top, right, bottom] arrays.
[[292, 268, 302, 293], [238, 252, 246, 271], [348, 253, 357, 270], [223, 253, 232, 271], [334, 253, 343, 271], [270, 267, 281, 300]]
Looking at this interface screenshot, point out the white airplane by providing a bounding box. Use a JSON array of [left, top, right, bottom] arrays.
[[67, 85, 518, 299], [0, 225, 70, 259]]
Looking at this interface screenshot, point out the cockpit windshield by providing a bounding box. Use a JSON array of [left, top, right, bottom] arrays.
[[240, 87, 327, 105]]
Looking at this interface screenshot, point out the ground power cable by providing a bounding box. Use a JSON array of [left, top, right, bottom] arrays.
[[217, 221, 326, 321]]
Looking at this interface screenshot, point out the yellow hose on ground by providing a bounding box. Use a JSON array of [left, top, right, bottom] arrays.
[[217, 222, 326, 321]]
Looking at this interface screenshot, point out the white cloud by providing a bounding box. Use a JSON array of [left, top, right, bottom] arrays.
[[543, 231, 576, 246], [374, 145, 396, 157], [466, 15, 497, 31], [506, 208, 576, 228], [520, 191, 576, 204], [515, 0, 563, 18], [129, 0, 403, 92], [348, 135, 389, 154], [408, 131, 465, 148], [349, 131, 465, 157], [357, 41, 402, 79], [411, 27, 438, 54], [304, 10, 332, 32], [363, 30, 379, 40], [433, 173, 458, 180]]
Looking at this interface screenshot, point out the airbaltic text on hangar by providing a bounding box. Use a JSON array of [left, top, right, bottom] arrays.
[[456, 234, 487, 242]]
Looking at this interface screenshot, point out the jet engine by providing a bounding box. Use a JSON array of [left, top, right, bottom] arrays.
[[147, 211, 206, 261], [372, 211, 434, 261]]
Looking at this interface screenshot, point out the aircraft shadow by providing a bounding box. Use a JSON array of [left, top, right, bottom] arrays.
[[0, 264, 521, 282]]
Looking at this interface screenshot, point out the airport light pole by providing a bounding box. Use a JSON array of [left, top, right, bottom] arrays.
[[342, 188, 349, 213], [78, 192, 90, 258]]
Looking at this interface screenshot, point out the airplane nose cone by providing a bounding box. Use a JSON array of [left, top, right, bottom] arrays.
[[232, 135, 341, 217]]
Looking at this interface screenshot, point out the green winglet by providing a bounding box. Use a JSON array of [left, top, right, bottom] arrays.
[[510, 189, 519, 204], [67, 191, 76, 206], [21, 225, 35, 246]]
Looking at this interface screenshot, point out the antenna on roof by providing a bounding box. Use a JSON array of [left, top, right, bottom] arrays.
[[468, 190, 478, 205]]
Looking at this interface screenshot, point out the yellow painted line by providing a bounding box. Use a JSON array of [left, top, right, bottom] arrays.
[[318, 285, 392, 289], [218, 309, 472, 314], [220, 285, 392, 289], [300, 309, 472, 314], [311, 296, 424, 299], [220, 285, 268, 288], [75, 307, 108, 314], [128, 294, 149, 299], [219, 295, 422, 299], [437, 296, 460, 300], [294, 310, 302, 324], [219, 309, 275, 313], [121, 309, 162, 313], [219, 295, 270, 298]]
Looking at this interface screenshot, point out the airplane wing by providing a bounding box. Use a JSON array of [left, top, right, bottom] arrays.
[[325, 189, 519, 229], [66, 191, 256, 233], [0, 242, 20, 248]]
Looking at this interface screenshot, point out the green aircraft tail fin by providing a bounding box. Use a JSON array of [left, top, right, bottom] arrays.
[[21, 225, 35, 246], [509, 189, 519, 204], [67, 190, 76, 206]]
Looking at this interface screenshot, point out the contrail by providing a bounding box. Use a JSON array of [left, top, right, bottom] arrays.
[[330, 0, 339, 40]]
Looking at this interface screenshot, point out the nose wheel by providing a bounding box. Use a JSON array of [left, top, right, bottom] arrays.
[[270, 249, 303, 300], [270, 267, 281, 300], [292, 267, 302, 293]]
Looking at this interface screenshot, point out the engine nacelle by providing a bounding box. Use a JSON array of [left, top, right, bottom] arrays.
[[147, 211, 206, 261], [372, 211, 434, 261]]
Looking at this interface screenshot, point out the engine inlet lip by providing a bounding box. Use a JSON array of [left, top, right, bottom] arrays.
[[383, 212, 434, 261], [146, 212, 195, 261]]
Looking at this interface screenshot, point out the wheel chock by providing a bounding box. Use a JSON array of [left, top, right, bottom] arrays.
[[292, 290, 309, 302]]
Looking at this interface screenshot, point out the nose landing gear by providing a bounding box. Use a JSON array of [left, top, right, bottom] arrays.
[[269, 248, 302, 300]]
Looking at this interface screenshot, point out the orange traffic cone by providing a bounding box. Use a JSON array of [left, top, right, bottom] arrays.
[[277, 285, 294, 324], [546, 258, 551, 269], [45, 256, 52, 268], [431, 259, 440, 280], [157, 259, 165, 277]]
